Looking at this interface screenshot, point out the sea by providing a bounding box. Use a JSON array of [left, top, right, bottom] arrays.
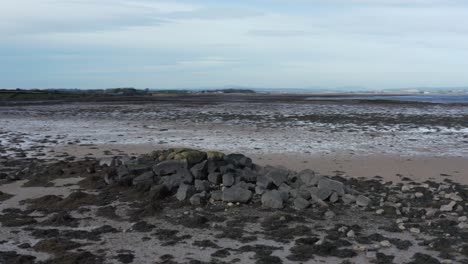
[[306, 94, 468, 104]]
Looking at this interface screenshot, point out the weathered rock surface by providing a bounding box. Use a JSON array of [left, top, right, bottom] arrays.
[[98, 148, 370, 210]]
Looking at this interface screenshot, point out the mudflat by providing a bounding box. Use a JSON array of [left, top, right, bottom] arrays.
[[0, 94, 467, 263]]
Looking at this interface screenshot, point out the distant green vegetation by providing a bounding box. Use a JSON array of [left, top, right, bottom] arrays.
[[151, 90, 192, 94], [200, 89, 255, 94], [0, 87, 256, 101], [0, 91, 86, 100]]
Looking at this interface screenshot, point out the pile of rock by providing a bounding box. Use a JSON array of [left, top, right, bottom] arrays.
[[101, 148, 370, 209]]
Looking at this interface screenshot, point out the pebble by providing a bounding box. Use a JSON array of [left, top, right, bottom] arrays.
[[398, 223, 406, 230], [426, 209, 437, 217], [440, 201, 457, 212], [346, 230, 355, 238], [227, 202, 234, 207], [410, 227, 421, 234], [324, 210, 336, 219], [376, 209, 384, 215], [338, 226, 348, 233], [365, 251, 377, 260], [401, 185, 411, 192], [415, 192, 424, 198], [458, 216, 467, 222], [380, 240, 391, 247], [353, 245, 367, 252]]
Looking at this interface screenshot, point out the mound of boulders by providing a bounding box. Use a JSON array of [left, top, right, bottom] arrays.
[[100, 148, 370, 209]]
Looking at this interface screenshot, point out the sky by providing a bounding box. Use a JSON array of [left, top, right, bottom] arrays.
[[1, 0, 468, 90]]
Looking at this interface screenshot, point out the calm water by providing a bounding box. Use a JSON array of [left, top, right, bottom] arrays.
[[307, 95, 468, 104]]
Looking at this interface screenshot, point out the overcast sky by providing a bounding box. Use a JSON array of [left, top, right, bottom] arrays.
[[2, 0, 468, 90]]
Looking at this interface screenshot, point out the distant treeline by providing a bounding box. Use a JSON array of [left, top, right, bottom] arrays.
[[0, 88, 256, 100]]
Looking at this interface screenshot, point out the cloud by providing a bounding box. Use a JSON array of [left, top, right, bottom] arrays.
[[0, 0, 196, 34], [1, 0, 468, 89]]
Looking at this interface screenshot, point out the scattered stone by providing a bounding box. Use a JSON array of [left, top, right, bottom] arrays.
[[346, 230, 355, 238], [440, 201, 457, 212], [356, 195, 371, 207]]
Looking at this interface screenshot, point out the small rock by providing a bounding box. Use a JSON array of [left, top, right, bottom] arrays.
[[356, 195, 371, 207], [458, 216, 467, 222], [346, 230, 355, 238], [189, 192, 207, 206], [440, 201, 457, 212], [342, 194, 356, 205], [366, 251, 377, 260], [324, 210, 335, 219], [293, 197, 310, 210], [409, 228, 420, 234], [401, 185, 411, 192], [415, 192, 424, 198], [380, 240, 391, 247]]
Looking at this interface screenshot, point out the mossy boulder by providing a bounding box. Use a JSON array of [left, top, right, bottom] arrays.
[[167, 148, 207, 166], [206, 151, 225, 161]]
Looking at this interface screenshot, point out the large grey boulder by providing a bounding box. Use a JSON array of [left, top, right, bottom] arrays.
[[238, 168, 257, 182], [208, 172, 222, 185], [207, 160, 226, 174], [224, 153, 252, 168], [153, 160, 188, 176], [261, 190, 284, 209], [160, 169, 193, 191], [235, 181, 255, 191], [132, 171, 155, 186], [194, 180, 210, 192], [265, 168, 289, 187], [222, 186, 252, 203], [210, 190, 223, 201], [293, 197, 310, 210], [317, 178, 345, 195], [310, 187, 332, 201], [127, 164, 153, 175], [219, 164, 236, 175], [256, 174, 274, 189], [298, 169, 321, 186], [190, 160, 208, 180], [176, 184, 196, 201], [190, 192, 207, 206], [222, 173, 235, 187]]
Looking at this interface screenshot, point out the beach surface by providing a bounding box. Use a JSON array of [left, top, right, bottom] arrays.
[[1, 94, 467, 264]]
